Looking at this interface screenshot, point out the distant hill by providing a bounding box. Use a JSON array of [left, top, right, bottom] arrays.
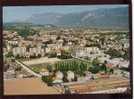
[[26, 12, 63, 25], [7, 7, 129, 29]]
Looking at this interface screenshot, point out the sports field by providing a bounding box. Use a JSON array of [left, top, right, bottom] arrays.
[[4, 78, 60, 95]]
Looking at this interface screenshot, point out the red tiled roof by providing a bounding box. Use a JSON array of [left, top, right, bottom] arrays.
[[106, 63, 113, 68]]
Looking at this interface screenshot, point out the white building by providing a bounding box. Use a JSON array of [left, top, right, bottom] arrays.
[[4, 70, 15, 79], [55, 71, 63, 80], [75, 47, 101, 58], [40, 68, 49, 76], [67, 71, 75, 82], [12, 47, 26, 57], [119, 61, 129, 68], [29, 47, 45, 57], [53, 71, 64, 84], [107, 58, 128, 68]]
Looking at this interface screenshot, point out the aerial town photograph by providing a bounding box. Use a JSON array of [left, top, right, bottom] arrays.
[[3, 5, 130, 95]]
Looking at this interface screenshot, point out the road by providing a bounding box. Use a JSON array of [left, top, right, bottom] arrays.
[[71, 54, 91, 63]]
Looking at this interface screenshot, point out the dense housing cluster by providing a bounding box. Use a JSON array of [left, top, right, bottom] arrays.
[[3, 24, 130, 94]]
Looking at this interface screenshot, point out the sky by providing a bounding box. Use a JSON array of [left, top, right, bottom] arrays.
[[3, 5, 128, 23]]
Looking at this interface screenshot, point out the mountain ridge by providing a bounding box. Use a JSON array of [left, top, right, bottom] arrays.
[[8, 7, 129, 29]]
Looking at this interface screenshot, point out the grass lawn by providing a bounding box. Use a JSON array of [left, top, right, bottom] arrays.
[[30, 66, 47, 73]]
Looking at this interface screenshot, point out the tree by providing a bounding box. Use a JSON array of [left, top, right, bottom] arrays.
[[57, 50, 72, 59], [109, 68, 114, 74], [48, 51, 57, 58], [55, 59, 89, 76], [41, 76, 53, 86], [47, 64, 53, 72], [104, 48, 123, 59], [88, 66, 100, 74], [123, 50, 129, 60], [6, 52, 13, 57], [4, 64, 10, 72], [73, 76, 78, 81], [92, 58, 100, 66], [15, 66, 22, 71], [63, 73, 68, 82], [100, 64, 107, 73]]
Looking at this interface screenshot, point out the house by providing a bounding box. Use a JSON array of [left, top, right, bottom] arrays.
[[97, 54, 110, 63], [67, 71, 75, 82], [107, 58, 123, 67], [57, 39, 64, 46], [53, 79, 63, 84], [56, 50, 62, 56], [106, 63, 113, 68], [68, 41, 73, 46], [75, 47, 101, 58], [46, 44, 61, 53], [123, 43, 129, 49], [119, 61, 129, 68], [6, 44, 12, 52], [29, 47, 45, 57], [40, 68, 49, 76], [4, 70, 16, 79], [12, 47, 27, 57], [84, 71, 92, 81], [50, 35, 57, 41], [55, 71, 64, 80], [16, 74, 24, 78], [7, 40, 18, 45], [53, 71, 63, 84], [80, 39, 87, 47]]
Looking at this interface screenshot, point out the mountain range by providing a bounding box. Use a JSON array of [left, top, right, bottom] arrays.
[[14, 7, 129, 29]]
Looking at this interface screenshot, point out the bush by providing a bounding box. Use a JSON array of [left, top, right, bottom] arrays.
[[63, 74, 68, 82], [109, 68, 114, 74], [57, 54, 72, 59], [41, 76, 53, 86], [57, 50, 72, 59], [88, 66, 100, 74], [15, 66, 22, 71], [48, 52, 57, 58], [92, 58, 100, 66], [73, 76, 78, 82], [100, 64, 107, 73], [47, 64, 53, 72], [5, 52, 13, 57], [104, 48, 122, 59]]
